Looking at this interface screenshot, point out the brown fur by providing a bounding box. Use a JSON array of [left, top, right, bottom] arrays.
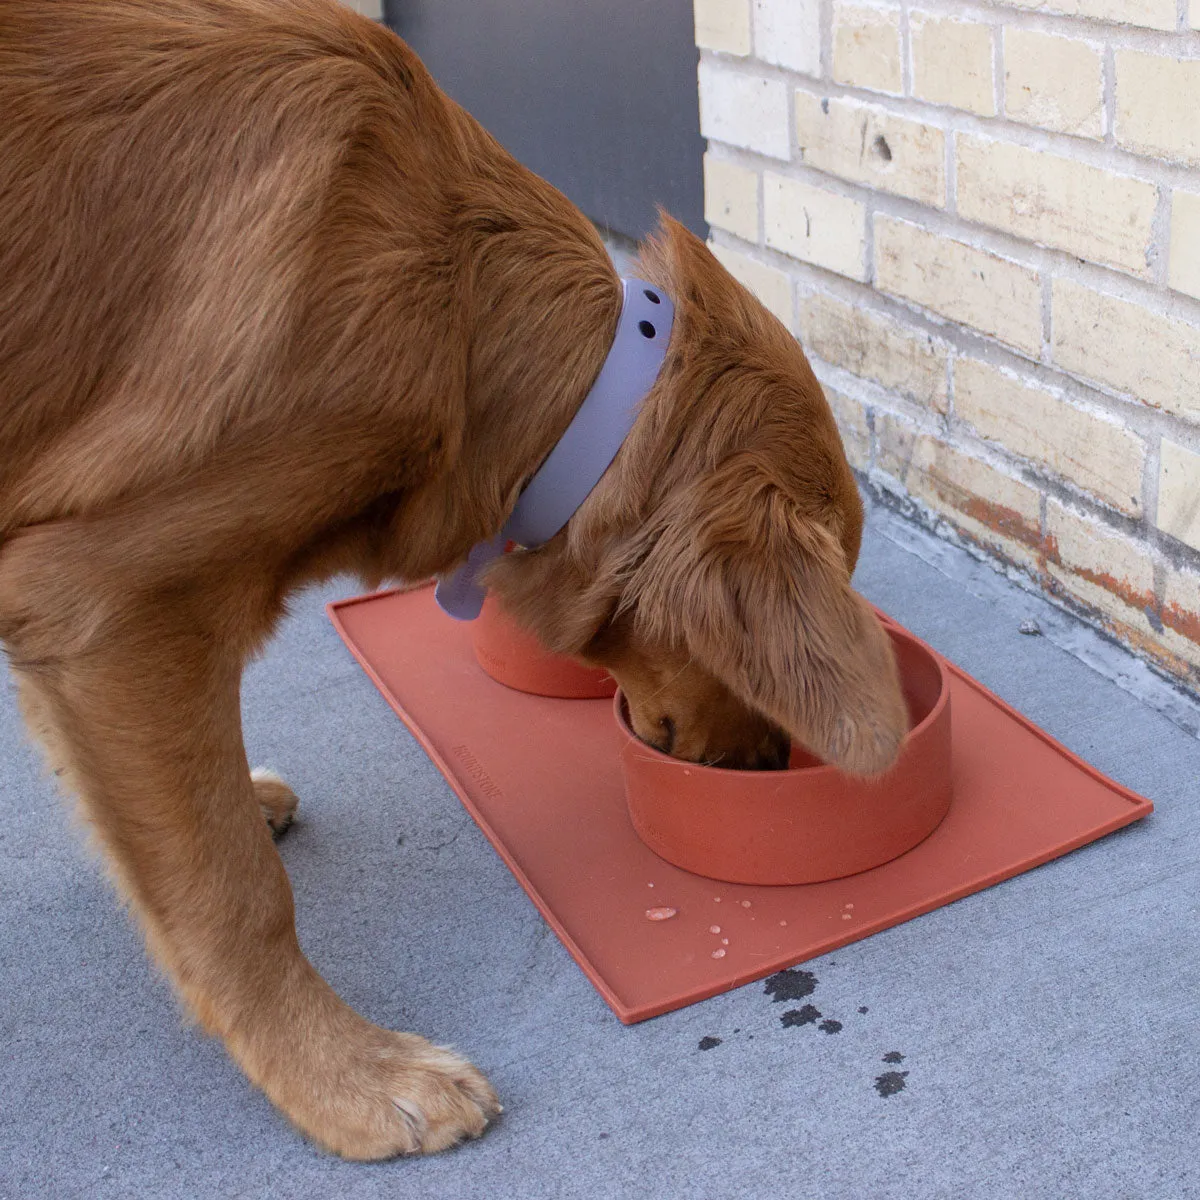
[[0, 0, 906, 1159]]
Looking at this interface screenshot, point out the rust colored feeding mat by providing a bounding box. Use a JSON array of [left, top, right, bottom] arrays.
[[328, 586, 1152, 1024]]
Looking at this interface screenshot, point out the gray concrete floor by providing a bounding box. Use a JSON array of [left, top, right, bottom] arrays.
[[3, 498, 1199, 1200]]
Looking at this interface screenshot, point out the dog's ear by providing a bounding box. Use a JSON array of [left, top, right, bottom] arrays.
[[629, 453, 908, 776]]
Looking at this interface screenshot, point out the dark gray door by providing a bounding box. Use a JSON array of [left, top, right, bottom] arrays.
[[385, 0, 706, 243]]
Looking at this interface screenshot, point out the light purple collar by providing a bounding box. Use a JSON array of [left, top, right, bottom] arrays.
[[435, 277, 674, 620]]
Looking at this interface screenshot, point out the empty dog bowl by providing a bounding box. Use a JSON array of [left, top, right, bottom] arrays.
[[473, 595, 617, 699], [615, 625, 952, 885]]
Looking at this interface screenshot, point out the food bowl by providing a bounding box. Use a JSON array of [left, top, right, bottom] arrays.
[[615, 625, 952, 885], [472, 594, 617, 699]]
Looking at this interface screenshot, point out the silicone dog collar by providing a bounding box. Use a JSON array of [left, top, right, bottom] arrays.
[[435, 277, 675, 620]]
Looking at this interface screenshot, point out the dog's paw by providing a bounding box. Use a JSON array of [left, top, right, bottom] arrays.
[[378, 1035, 501, 1157], [284, 1030, 501, 1160], [251, 768, 299, 837]]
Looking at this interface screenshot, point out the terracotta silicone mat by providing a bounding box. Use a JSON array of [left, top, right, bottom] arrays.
[[328, 586, 1153, 1024]]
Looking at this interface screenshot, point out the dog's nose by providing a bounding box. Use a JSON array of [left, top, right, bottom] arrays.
[[754, 734, 791, 772]]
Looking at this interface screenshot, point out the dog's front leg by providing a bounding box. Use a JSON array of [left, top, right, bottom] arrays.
[[4, 570, 498, 1159]]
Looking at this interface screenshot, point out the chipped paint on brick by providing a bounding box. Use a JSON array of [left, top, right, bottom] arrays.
[[1068, 565, 1156, 617], [957, 494, 1042, 552], [1041, 532, 1157, 616], [1119, 624, 1200, 685], [1163, 599, 1200, 647]]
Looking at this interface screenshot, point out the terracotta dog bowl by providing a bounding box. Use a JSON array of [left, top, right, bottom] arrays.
[[472, 594, 617, 699], [616, 625, 953, 885]]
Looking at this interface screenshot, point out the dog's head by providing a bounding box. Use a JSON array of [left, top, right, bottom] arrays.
[[485, 217, 907, 775]]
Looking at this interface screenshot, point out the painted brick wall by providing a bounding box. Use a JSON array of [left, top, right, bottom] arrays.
[[696, 0, 1200, 691]]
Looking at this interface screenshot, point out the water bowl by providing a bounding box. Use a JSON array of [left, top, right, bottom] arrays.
[[615, 625, 952, 885]]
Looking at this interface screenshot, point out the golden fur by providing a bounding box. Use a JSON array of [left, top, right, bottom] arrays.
[[0, 0, 906, 1159]]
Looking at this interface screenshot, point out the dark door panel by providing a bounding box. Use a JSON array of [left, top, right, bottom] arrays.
[[386, 0, 706, 242]]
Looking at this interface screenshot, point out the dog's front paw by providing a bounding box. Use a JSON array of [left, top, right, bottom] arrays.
[[251, 768, 299, 837], [267, 1026, 500, 1159], [373, 1034, 501, 1157]]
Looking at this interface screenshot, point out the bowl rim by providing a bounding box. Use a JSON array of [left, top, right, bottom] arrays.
[[612, 623, 950, 780]]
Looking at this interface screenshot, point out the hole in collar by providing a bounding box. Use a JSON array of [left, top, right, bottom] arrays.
[[638, 320, 656, 338], [643, 289, 661, 304]]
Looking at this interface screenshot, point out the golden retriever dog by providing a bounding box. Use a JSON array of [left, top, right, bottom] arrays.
[[0, 0, 907, 1159]]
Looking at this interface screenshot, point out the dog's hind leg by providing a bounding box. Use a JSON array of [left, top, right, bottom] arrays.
[[250, 767, 299, 837], [0, 531, 499, 1159]]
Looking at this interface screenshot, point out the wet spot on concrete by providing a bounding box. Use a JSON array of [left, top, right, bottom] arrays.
[[781, 1004, 822, 1028], [819, 1019, 843, 1034], [698, 1036, 722, 1051], [875, 1070, 908, 1097], [764, 968, 817, 1003], [883, 1051, 905, 1064]]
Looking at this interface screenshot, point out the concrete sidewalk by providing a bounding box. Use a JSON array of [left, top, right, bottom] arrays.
[[3, 499, 1199, 1200]]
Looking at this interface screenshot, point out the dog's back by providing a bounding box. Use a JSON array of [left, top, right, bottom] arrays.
[[0, 0, 462, 536]]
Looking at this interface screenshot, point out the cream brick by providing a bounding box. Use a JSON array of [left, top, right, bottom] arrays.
[[699, 61, 791, 160], [341, 0, 382, 16], [695, 0, 752, 55], [704, 156, 759, 242], [764, 175, 867, 280], [1115, 52, 1200, 166], [876, 414, 1043, 567], [832, 3, 903, 95], [874, 217, 1043, 356], [955, 358, 1145, 514], [910, 13, 995, 116], [1169, 191, 1200, 302], [874, 410, 914, 470], [1162, 566, 1200, 670], [754, 0, 821, 76], [800, 292, 949, 411], [1157, 439, 1200, 554], [956, 136, 1158, 278], [1052, 280, 1200, 425], [1004, 30, 1104, 140], [1045, 500, 1157, 633], [1193, 1, 1200, 29], [824, 387, 871, 469], [998, 0, 1175, 32], [709, 242, 795, 328], [794, 92, 945, 207]]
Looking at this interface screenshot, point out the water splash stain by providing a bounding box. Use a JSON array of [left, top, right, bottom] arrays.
[[875, 1070, 908, 1097], [764, 968, 817, 1003], [781, 1004, 822, 1028], [698, 1036, 722, 1051]]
